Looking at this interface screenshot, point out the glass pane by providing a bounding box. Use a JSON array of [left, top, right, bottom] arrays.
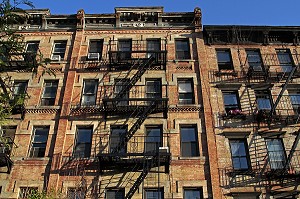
[[89, 40, 103, 53], [26, 42, 39, 53], [266, 139, 286, 169], [178, 81, 192, 93], [217, 51, 231, 62], [145, 190, 163, 199], [184, 189, 202, 199], [257, 98, 272, 110], [147, 39, 160, 51], [110, 127, 127, 153], [118, 40, 132, 51], [33, 128, 49, 143], [76, 128, 92, 143], [106, 190, 125, 199], [223, 93, 238, 106], [83, 80, 97, 94], [13, 81, 27, 95], [180, 127, 197, 142]]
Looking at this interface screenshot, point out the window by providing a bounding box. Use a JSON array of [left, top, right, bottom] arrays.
[[144, 188, 164, 199], [178, 79, 194, 104], [145, 126, 162, 153], [1, 126, 16, 155], [67, 188, 85, 199], [29, 127, 49, 158], [255, 90, 272, 110], [216, 49, 233, 70], [276, 49, 293, 73], [110, 126, 127, 153], [266, 139, 286, 170], [26, 41, 39, 54], [175, 39, 190, 59], [118, 39, 132, 59], [222, 91, 240, 113], [19, 187, 38, 199], [106, 189, 125, 199], [146, 79, 162, 99], [73, 127, 93, 158], [41, 80, 58, 106], [81, 80, 98, 106], [147, 39, 161, 59], [13, 80, 28, 97], [229, 139, 250, 170], [289, 91, 300, 114], [180, 125, 199, 157], [184, 188, 203, 199], [246, 49, 263, 72], [88, 40, 103, 60], [51, 41, 67, 61], [114, 79, 129, 106]]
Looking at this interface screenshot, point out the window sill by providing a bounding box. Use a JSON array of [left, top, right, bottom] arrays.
[[26, 105, 61, 109], [170, 59, 195, 63]]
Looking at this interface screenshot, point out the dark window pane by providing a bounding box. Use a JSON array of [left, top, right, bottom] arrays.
[[216, 50, 233, 70], [255, 90, 272, 110], [246, 50, 263, 71], [13, 81, 28, 96], [276, 49, 293, 73], [41, 80, 58, 106], [184, 188, 203, 199], [106, 189, 125, 199], [266, 139, 286, 170], [175, 39, 190, 59], [26, 42, 39, 53], [29, 127, 49, 157], [145, 126, 162, 152], [229, 139, 250, 170], [180, 126, 199, 157], [178, 79, 194, 104], [89, 40, 103, 53], [110, 126, 127, 153], [146, 79, 162, 99], [145, 189, 163, 199], [223, 92, 240, 113], [74, 127, 92, 158]]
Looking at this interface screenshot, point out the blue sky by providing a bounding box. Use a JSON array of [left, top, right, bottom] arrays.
[[24, 0, 300, 26]]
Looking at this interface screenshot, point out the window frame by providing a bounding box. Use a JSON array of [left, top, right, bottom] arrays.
[[175, 39, 191, 60], [81, 79, 98, 106], [105, 188, 125, 199], [144, 125, 163, 153], [51, 40, 67, 61], [88, 39, 103, 60], [183, 187, 204, 199], [222, 91, 241, 113], [29, 126, 49, 158], [118, 39, 132, 60], [110, 125, 127, 154], [255, 90, 273, 111], [41, 80, 58, 106], [144, 188, 164, 199], [180, 125, 200, 157], [25, 41, 39, 54], [288, 90, 300, 114], [146, 38, 161, 59], [178, 79, 194, 105], [73, 126, 93, 158], [13, 80, 28, 97], [266, 138, 287, 170], [146, 79, 162, 99], [246, 49, 264, 72], [229, 139, 251, 170], [216, 49, 234, 70], [276, 49, 294, 73]]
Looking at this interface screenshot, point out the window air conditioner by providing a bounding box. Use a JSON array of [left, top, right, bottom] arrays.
[[159, 146, 169, 153], [51, 55, 61, 61], [88, 53, 100, 60]]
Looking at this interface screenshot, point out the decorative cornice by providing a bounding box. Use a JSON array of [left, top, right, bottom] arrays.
[[168, 105, 202, 112]]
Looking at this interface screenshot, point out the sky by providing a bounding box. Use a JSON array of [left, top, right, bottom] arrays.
[[23, 0, 300, 26]]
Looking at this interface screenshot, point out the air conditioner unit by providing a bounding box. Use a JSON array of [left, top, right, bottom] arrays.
[[88, 53, 100, 60], [159, 146, 169, 153], [51, 55, 61, 61]]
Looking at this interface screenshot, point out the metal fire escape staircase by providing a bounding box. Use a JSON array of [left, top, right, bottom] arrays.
[[100, 49, 169, 198]]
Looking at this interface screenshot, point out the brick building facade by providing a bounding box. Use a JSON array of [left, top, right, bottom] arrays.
[[0, 6, 299, 199]]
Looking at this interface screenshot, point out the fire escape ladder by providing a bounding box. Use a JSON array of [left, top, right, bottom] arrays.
[[268, 60, 300, 126], [125, 156, 156, 199], [283, 131, 300, 172], [111, 101, 156, 154], [114, 56, 156, 100]]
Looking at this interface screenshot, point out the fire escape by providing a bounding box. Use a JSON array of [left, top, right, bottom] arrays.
[[98, 39, 170, 199], [212, 49, 300, 197]]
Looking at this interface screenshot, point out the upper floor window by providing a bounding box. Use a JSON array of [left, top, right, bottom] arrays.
[[145, 126, 162, 153], [88, 40, 103, 60], [147, 39, 161, 59], [255, 90, 272, 110], [146, 79, 162, 99], [106, 189, 125, 199], [222, 91, 240, 113], [178, 79, 194, 104], [246, 49, 263, 72], [276, 49, 293, 73], [216, 49, 233, 70], [13, 80, 28, 97], [184, 188, 204, 199], [266, 138, 286, 170], [175, 39, 191, 60], [29, 127, 49, 158], [73, 127, 93, 158], [180, 125, 199, 157], [144, 188, 164, 199], [118, 39, 132, 59], [289, 91, 300, 114], [114, 79, 129, 106], [81, 80, 98, 106], [229, 139, 250, 170], [51, 41, 67, 61], [25, 41, 39, 54], [41, 80, 58, 106], [110, 126, 127, 153]]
